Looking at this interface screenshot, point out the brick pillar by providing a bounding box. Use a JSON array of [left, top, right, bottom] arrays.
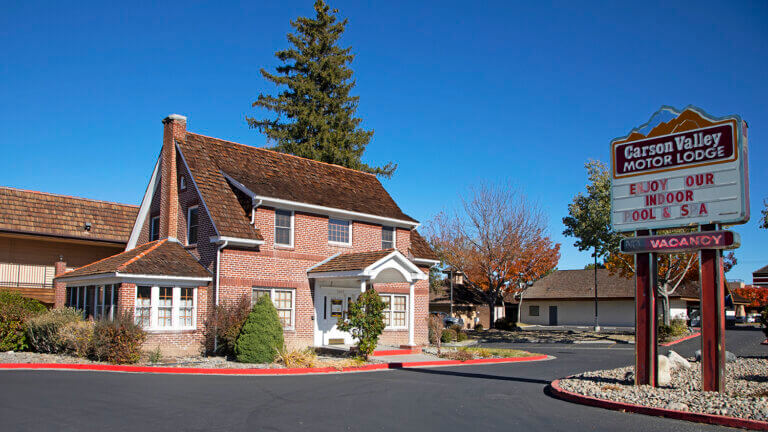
[[53, 258, 67, 308], [160, 114, 187, 240]]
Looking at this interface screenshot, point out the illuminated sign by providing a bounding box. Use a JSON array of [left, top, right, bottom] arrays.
[[620, 231, 740, 254], [610, 106, 749, 232]]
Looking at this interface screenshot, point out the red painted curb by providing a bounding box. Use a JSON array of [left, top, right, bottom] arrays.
[[0, 355, 549, 376], [548, 378, 768, 431], [371, 349, 417, 357], [660, 332, 701, 347]]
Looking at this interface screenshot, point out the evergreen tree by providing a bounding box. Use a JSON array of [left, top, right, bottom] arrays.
[[247, 0, 395, 178]]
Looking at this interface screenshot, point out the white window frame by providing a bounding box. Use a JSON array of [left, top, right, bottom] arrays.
[[382, 226, 396, 249], [252, 287, 295, 330], [274, 209, 294, 248], [187, 205, 199, 246], [179, 176, 186, 191], [328, 218, 352, 246], [134, 286, 197, 331], [150, 216, 160, 241], [380, 293, 408, 330]]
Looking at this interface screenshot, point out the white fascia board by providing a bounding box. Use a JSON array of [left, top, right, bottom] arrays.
[[308, 270, 371, 280], [56, 273, 122, 284], [177, 143, 221, 238], [369, 250, 424, 276], [209, 236, 264, 247], [305, 253, 341, 273], [56, 272, 211, 286], [255, 196, 420, 229], [412, 258, 440, 266], [126, 158, 161, 250]]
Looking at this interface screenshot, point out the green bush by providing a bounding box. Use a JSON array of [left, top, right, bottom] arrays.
[[449, 324, 462, 333], [0, 291, 47, 351], [205, 295, 251, 357], [658, 318, 689, 342], [60, 321, 94, 358], [337, 289, 387, 358], [494, 317, 517, 331], [26, 307, 84, 353], [92, 312, 146, 364], [474, 323, 484, 331], [456, 331, 468, 342], [235, 294, 284, 363], [761, 306, 768, 339], [441, 328, 457, 343]]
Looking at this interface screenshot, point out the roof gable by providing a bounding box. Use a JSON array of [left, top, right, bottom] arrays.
[[0, 186, 138, 243], [177, 133, 416, 240]]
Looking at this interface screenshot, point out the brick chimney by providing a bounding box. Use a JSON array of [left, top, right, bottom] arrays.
[[160, 114, 187, 240], [53, 256, 67, 308]]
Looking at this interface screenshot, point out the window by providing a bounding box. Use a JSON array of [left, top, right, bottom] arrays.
[[382, 226, 395, 249], [187, 206, 199, 245], [529, 305, 540, 317], [252, 287, 295, 329], [380, 294, 408, 329], [135, 286, 152, 327], [274, 209, 293, 247], [179, 176, 186, 191], [179, 287, 194, 327], [157, 287, 173, 328], [150, 216, 160, 241], [328, 218, 351, 245]]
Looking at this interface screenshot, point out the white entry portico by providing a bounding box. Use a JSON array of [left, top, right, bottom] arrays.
[[307, 250, 427, 347]]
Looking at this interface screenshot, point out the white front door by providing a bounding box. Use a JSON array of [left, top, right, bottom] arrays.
[[316, 288, 358, 345]]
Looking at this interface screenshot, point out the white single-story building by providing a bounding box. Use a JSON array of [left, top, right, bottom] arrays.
[[519, 269, 699, 327]]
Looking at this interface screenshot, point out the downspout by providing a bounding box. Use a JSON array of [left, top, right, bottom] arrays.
[[214, 239, 228, 353]]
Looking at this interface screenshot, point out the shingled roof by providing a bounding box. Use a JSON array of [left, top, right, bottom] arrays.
[[310, 250, 394, 273], [0, 186, 138, 243], [755, 265, 768, 276], [56, 238, 211, 280], [410, 230, 438, 262], [524, 269, 700, 300], [176, 132, 417, 240]]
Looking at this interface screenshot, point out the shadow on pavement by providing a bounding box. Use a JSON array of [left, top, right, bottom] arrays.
[[398, 366, 550, 385]]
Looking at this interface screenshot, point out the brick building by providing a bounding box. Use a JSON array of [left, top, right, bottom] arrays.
[[56, 114, 439, 355], [0, 186, 138, 305]]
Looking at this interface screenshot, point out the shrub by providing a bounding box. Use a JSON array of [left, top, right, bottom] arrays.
[[441, 328, 457, 343], [474, 323, 484, 331], [148, 346, 163, 364], [26, 307, 83, 353], [235, 294, 284, 363], [761, 306, 768, 339], [440, 349, 474, 361], [449, 324, 462, 333], [205, 295, 252, 357], [60, 321, 94, 358], [92, 312, 146, 364], [456, 331, 468, 342], [669, 318, 687, 336], [0, 291, 47, 351], [494, 317, 517, 331], [277, 347, 317, 368], [337, 289, 386, 358]]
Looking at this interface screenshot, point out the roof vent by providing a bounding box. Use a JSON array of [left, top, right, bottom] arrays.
[[84, 222, 92, 232]]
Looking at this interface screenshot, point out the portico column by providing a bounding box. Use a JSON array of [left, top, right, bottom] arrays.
[[408, 281, 415, 346], [360, 279, 366, 293]]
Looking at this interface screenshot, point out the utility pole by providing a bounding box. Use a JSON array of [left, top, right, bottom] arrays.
[[449, 268, 454, 316], [594, 250, 600, 332]]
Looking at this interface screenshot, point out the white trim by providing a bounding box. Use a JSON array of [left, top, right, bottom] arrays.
[[179, 176, 186, 191], [274, 209, 294, 248], [186, 205, 199, 246], [305, 253, 341, 273], [252, 287, 296, 330], [126, 158, 161, 250], [134, 285, 198, 332], [57, 271, 211, 285], [209, 236, 265, 247], [382, 225, 396, 250], [380, 293, 409, 330], [328, 217, 352, 246], [307, 250, 428, 282], [412, 258, 440, 266]]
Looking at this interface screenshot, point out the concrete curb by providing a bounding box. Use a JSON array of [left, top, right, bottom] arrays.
[[0, 354, 550, 376], [660, 332, 701, 347], [547, 378, 768, 431]]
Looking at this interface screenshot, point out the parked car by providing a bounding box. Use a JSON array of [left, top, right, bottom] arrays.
[[444, 316, 464, 327]]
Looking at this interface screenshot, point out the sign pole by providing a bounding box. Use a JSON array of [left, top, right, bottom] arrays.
[[634, 229, 657, 386], [699, 223, 726, 392]]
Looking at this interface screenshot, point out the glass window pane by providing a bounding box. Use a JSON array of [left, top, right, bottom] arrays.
[[275, 227, 291, 245], [382, 226, 394, 249], [188, 207, 199, 244], [328, 218, 349, 243], [393, 311, 406, 327], [135, 286, 151, 327], [394, 296, 407, 311]]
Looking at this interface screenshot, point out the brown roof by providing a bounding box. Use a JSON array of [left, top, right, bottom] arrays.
[[410, 230, 438, 261], [524, 269, 699, 300], [310, 250, 394, 273], [56, 239, 211, 279], [429, 282, 485, 305], [0, 187, 138, 243], [754, 265, 768, 276], [177, 132, 417, 240]]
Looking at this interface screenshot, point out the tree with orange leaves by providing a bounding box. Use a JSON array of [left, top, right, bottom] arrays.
[[732, 286, 768, 309], [425, 183, 560, 328]]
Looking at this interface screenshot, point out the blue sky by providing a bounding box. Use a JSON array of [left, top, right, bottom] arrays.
[[1, 1, 766, 282]]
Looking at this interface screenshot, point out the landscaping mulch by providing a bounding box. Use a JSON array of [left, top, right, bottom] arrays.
[[558, 357, 768, 421]]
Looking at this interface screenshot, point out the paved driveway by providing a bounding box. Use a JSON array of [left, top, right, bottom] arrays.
[[0, 329, 762, 432]]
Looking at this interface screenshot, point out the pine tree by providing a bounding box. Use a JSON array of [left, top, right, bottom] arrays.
[[247, 0, 395, 178]]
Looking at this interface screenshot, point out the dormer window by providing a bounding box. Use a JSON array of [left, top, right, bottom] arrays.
[[150, 216, 160, 241], [382, 226, 395, 249]]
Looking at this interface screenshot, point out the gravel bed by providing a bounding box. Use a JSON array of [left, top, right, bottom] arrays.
[[558, 357, 768, 421], [0, 351, 367, 369]]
